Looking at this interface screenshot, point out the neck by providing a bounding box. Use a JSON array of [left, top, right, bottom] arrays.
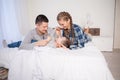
[[67, 23, 71, 30], [36, 28, 44, 35]]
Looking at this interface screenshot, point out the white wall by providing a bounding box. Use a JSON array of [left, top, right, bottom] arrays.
[[15, 0, 31, 36], [0, 14, 3, 48], [0, 0, 3, 48], [25, 0, 115, 38], [0, 0, 115, 48], [114, 0, 120, 49]]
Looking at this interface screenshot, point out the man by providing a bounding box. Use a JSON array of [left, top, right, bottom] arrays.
[[56, 11, 91, 50], [19, 14, 54, 50]]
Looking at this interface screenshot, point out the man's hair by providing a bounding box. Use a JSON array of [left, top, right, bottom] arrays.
[[35, 14, 49, 24]]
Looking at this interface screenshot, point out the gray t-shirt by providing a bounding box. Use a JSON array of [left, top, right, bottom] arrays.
[[19, 27, 56, 50]]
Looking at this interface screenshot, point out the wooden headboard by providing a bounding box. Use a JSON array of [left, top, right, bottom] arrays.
[[89, 28, 100, 36]]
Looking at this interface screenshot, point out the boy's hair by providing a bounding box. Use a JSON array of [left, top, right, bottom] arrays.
[[35, 14, 49, 24], [61, 37, 70, 48]]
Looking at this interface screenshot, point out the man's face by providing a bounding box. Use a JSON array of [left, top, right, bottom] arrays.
[[36, 22, 48, 34], [58, 19, 70, 29]]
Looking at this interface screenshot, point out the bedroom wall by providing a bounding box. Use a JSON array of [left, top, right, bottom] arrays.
[[0, 0, 115, 48], [25, 0, 115, 37], [0, 22, 3, 48], [114, 0, 120, 49], [0, 1, 3, 48]]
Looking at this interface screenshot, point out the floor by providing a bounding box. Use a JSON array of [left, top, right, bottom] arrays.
[[102, 49, 120, 80], [0, 67, 8, 80]]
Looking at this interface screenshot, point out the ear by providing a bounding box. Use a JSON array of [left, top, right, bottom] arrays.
[[36, 23, 40, 28], [35, 24, 38, 27], [67, 19, 70, 23]]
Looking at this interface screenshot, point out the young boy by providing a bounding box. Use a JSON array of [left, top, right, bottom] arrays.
[[46, 36, 70, 49], [55, 37, 70, 49]]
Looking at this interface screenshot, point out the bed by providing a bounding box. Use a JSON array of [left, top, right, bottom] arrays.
[[0, 42, 114, 80]]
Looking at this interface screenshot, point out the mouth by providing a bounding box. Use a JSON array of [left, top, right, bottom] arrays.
[[44, 30, 47, 32], [41, 30, 47, 34], [63, 26, 68, 29]]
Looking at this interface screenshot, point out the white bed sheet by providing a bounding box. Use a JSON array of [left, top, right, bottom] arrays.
[[0, 42, 114, 80], [0, 48, 18, 68]]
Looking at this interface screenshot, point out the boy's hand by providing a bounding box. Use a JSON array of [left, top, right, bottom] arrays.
[[46, 36, 51, 42]]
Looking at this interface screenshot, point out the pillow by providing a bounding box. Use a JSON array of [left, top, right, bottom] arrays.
[[5, 39, 37, 48], [31, 39, 38, 43], [8, 41, 22, 48]]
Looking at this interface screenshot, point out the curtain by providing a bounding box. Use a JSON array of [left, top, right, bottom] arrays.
[[0, 0, 29, 48]]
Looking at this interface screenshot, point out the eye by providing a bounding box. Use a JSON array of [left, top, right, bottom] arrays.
[[55, 40, 57, 42], [61, 24, 64, 26], [43, 26, 47, 28]]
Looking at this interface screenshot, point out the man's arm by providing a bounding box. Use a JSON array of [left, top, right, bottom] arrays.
[[19, 33, 51, 50], [34, 36, 51, 46], [19, 31, 35, 50]]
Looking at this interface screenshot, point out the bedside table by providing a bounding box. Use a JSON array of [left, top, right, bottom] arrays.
[[92, 36, 113, 51]]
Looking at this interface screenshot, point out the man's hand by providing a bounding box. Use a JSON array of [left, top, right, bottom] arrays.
[[35, 40, 48, 46]]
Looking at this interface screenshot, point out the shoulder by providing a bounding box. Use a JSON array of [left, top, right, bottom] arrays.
[[72, 24, 83, 32], [25, 28, 37, 37], [28, 28, 37, 34], [73, 24, 81, 27]]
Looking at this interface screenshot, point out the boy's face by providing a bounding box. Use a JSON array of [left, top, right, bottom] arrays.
[[55, 37, 62, 48], [36, 22, 48, 34], [55, 37, 66, 48]]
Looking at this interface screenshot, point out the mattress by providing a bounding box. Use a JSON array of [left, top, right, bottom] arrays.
[[0, 42, 114, 80]]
